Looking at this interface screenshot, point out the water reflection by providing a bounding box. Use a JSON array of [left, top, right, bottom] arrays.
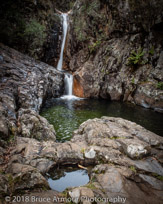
[[41, 99, 163, 141], [46, 167, 89, 192]]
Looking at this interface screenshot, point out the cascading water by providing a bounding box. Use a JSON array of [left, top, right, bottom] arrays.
[[57, 13, 68, 71], [64, 73, 73, 95], [57, 13, 78, 99]]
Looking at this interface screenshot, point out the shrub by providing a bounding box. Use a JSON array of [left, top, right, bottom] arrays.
[[149, 46, 154, 55], [127, 48, 146, 67], [23, 19, 46, 52], [157, 82, 163, 90], [88, 40, 101, 54]]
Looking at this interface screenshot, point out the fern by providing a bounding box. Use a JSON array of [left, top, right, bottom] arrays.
[[127, 48, 146, 67]]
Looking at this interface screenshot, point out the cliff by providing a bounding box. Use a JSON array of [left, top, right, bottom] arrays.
[[66, 0, 163, 112]]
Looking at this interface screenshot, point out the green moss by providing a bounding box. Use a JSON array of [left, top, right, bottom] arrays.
[[86, 182, 97, 189], [156, 82, 163, 90], [152, 173, 163, 181], [93, 169, 99, 174]]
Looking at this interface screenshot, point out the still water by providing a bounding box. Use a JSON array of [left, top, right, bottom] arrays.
[[46, 167, 89, 192], [41, 98, 163, 142]]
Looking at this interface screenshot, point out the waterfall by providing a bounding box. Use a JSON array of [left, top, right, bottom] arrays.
[[64, 73, 73, 95], [57, 13, 79, 100], [57, 13, 68, 71]]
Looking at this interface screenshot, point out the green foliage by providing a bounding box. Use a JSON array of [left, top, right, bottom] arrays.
[[152, 173, 163, 181], [149, 46, 154, 55], [73, 0, 103, 43], [81, 148, 85, 154], [74, 19, 87, 42], [131, 77, 135, 84], [8, 134, 15, 143], [86, 182, 97, 189], [130, 166, 136, 173], [156, 175, 163, 181], [157, 82, 163, 90], [23, 19, 46, 52], [127, 48, 146, 67], [88, 40, 101, 54], [81, 0, 100, 15]]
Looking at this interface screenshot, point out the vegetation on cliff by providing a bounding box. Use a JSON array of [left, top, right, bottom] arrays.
[[0, 0, 75, 62]]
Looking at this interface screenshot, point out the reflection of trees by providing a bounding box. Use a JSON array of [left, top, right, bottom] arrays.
[[46, 165, 88, 181]]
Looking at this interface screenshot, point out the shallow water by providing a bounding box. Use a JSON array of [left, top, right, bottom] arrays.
[[41, 98, 163, 142], [46, 167, 89, 192]]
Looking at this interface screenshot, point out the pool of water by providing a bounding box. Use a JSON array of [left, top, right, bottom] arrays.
[[40, 98, 163, 142], [46, 167, 89, 192]]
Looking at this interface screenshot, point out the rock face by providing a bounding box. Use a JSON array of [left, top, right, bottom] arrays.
[[1, 117, 162, 203], [66, 0, 163, 112], [0, 43, 64, 145]]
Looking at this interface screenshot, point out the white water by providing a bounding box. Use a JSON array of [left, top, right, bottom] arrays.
[[57, 13, 80, 100], [57, 13, 68, 71], [64, 73, 73, 95]]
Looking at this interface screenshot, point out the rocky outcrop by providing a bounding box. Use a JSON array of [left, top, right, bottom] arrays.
[[17, 109, 56, 141], [0, 43, 64, 145], [66, 0, 163, 112], [1, 117, 162, 203]]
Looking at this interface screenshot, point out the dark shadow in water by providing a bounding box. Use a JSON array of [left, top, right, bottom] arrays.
[[41, 98, 163, 142], [46, 166, 89, 192]]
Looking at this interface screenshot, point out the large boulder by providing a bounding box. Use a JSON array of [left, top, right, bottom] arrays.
[[0, 43, 64, 144]]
